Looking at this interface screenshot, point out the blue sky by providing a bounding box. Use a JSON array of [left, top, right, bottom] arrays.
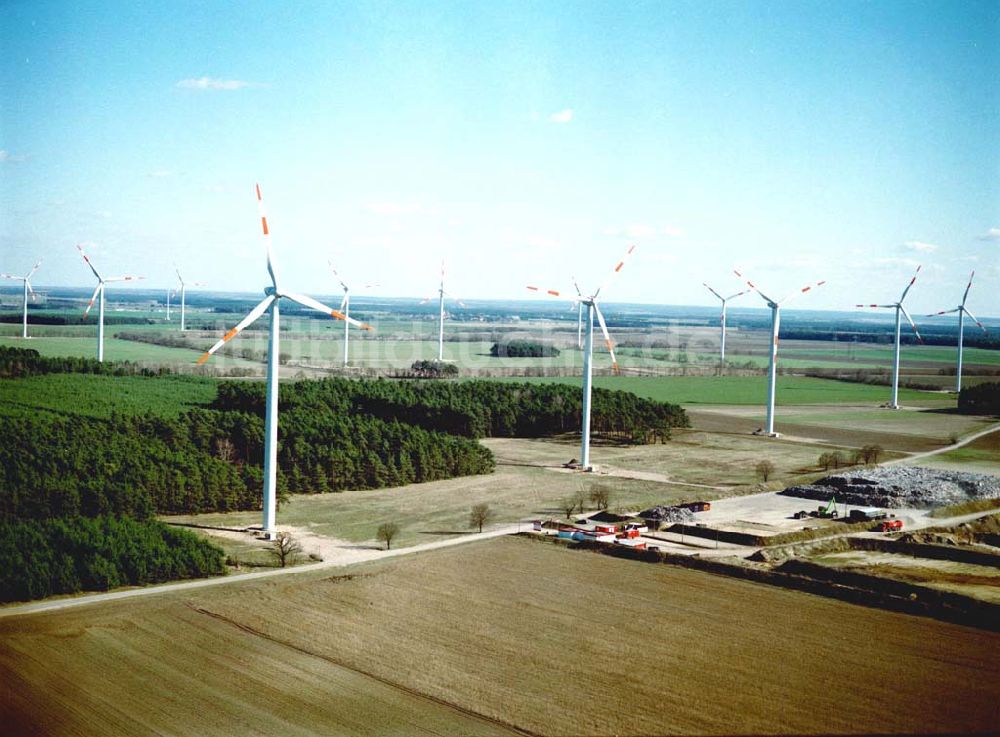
[[1, 0, 998, 316]]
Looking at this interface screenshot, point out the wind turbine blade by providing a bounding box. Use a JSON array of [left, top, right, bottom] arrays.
[[327, 260, 349, 292], [703, 283, 724, 301], [192, 282, 207, 287], [898, 305, 923, 343], [256, 183, 278, 289], [175, 267, 184, 285], [526, 285, 564, 297], [363, 282, 380, 289], [285, 291, 374, 330], [339, 293, 348, 311], [83, 283, 102, 317], [25, 259, 42, 280], [593, 303, 620, 375], [77, 244, 103, 281], [725, 288, 750, 301], [926, 308, 959, 317], [898, 264, 921, 303], [733, 269, 776, 304], [0, 273, 17, 280], [961, 271, 975, 307], [780, 279, 826, 306], [571, 277, 583, 298], [962, 307, 988, 333], [25, 280, 35, 296], [196, 295, 276, 365], [594, 244, 637, 298], [103, 275, 145, 282], [856, 304, 895, 309], [419, 296, 433, 304]]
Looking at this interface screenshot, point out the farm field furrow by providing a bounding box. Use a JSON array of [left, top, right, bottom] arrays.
[[4, 536, 997, 736], [0, 595, 518, 737]]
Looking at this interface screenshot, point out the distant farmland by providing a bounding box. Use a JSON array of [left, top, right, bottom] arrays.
[[3, 536, 996, 736]]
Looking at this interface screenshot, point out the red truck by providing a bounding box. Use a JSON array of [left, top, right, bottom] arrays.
[[879, 519, 903, 533]]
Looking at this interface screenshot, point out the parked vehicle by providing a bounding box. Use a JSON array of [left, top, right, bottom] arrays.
[[879, 519, 903, 532]]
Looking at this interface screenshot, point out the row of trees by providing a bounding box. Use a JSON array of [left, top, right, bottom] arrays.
[[0, 346, 171, 379], [213, 377, 688, 442], [0, 401, 495, 519], [0, 515, 224, 602]]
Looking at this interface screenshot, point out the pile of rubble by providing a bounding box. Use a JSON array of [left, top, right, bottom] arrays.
[[780, 466, 1000, 509], [639, 505, 695, 524]]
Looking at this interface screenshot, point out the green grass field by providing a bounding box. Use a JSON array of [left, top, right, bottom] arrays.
[[489, 374, 943, 405], [0, 373, 218, 418]]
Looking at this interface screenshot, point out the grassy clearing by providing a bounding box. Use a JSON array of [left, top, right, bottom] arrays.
[[0, 335, 259, 369], [5, 536, 995, 736], [929, 497, 1000, 519], [0, 373, 218, 419], [909, 426, 1000, 474], [166, 434, 834, 549]]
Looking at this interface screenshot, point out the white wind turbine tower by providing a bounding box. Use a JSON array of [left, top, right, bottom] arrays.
[[1, 259, 42, 338], [197, 184, 373, 539], [329, 262, 379, 366], [174, 267, 206, 332], [422, 261, 464, 362], [927, 270, 987, 394], [528, 244, 635, 470], [734, 269, 825, 437], [703, 282, 749, 371], [856, 265, 923, 409], [78, 245, 144, 362]]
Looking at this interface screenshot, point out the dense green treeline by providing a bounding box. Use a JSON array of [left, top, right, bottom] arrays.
[[959, 382, 1000, 415], [0, 345, 172, 378], [214, 377, 688, 442], [490, 340, 560, 358], [0, 515, 224, 602]]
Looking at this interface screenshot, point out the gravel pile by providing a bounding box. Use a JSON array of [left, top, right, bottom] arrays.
[[780, 466, 1000, 509], [639, 505, 695, 524]]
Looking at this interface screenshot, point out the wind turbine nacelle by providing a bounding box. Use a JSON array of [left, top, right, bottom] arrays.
[[264, 286, 278, 297]]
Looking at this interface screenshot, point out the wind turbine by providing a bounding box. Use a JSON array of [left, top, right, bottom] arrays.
[[174, 267, 205, 332], [77, 245, 144, 362], [856, 265, 922, 409], [196, 184, 373, 539], [329, 262, 379, 366], [1, 259, 42, 338], [733, 269, 825, 437], [927, 271, 987, 393], [422, 261, 464, 362], [703, 282, 749, 370], [528, 244, 635, 470]]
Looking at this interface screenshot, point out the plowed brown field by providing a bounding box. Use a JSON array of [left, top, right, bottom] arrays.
[[2, 535, 998, 736]]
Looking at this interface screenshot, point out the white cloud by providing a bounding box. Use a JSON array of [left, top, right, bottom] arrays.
[[548, 108, 574, 124], [148, 169, 173, 178], [176, 77, 254, 91], [604, 224, 679, 240], [524, 235, 561, 250], [904, 240, 938, 253], [0, 150, 27, 163], [364, 202, 422, 216], [978, 227, 1000, 241], [873, 257, 921, 268]]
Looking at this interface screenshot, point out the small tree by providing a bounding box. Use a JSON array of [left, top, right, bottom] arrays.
[[470, 503, 494, 533], [860, 444, 883, 465], [831, 451, 847, 469], [589, 485, 612, 510], [269, 531, 302, 568], [755, 460, 776, 483], [560, 497, 577, 518], [574, 488, 588, 514], [818, 452, 833, 471], [376, 521, 400, 550]]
